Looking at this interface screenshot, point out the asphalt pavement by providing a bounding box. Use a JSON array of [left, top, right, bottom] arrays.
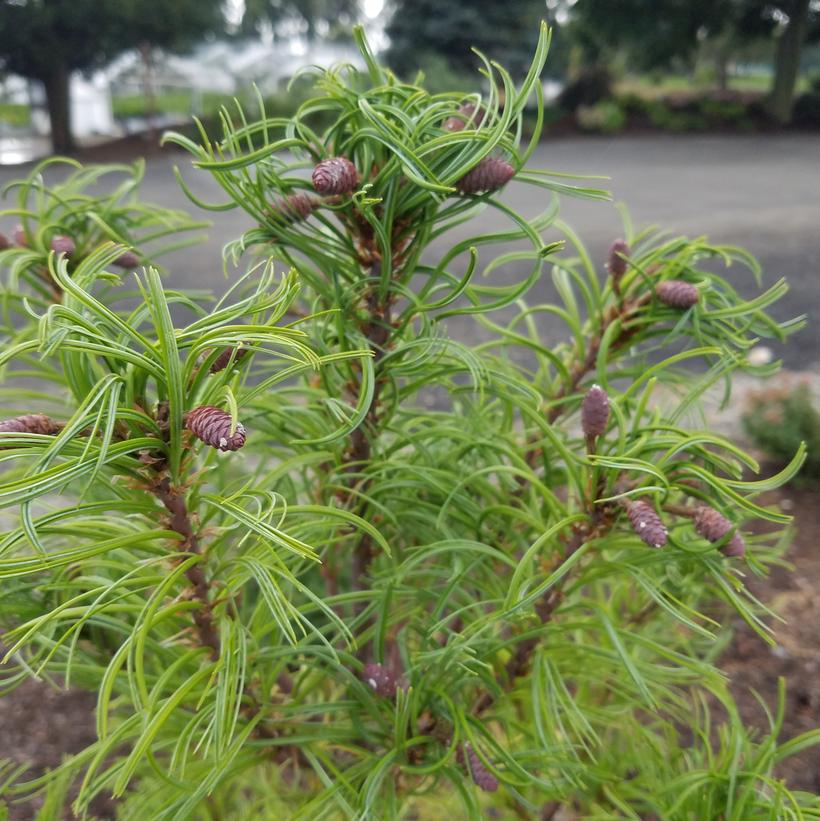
[[2, 133, 818, 369]]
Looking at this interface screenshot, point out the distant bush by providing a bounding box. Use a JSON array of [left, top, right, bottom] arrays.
[[614, 93, 757, 133], [645, 100, 708, 132], [558, 65, 612, 111], [576, 99, 626, 133], [743, 382, 820, 485], [793, 91, 820, 127], [697, 96, 750, 127]]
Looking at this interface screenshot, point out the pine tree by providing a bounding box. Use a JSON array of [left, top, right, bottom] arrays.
[[0, 24, 816, 819]]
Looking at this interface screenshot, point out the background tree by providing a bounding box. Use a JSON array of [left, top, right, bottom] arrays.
[[764, 0, 818, 121], [241, 0, 361, 41], [385, 0, 545, 78], [566, 0, 728, 73], [115, 0, 225, 134], [567, 0, 820, 121], [0, 0, 224, 154]]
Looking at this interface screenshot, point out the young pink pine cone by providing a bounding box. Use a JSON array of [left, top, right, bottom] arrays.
[[209, 345, 249, 374], [608, 239, 630, 286], [457, 743, 499, 792], [275, 192, 318, 222], [581, 384, 610, 438], [656, 279, 699, 309], [114, 250, 140, 269], [50, 235, 76, 257], [693, 505, 745, 557], [0, 414, 61, 435], [456, 157, 515, 194], [311, 157, 359, 195], [13, 225, 28, 247], [442, 102, 485, 132], [185, 406, 246, 452], [625, 499, 668, 548], [0, 232, 10, 250]]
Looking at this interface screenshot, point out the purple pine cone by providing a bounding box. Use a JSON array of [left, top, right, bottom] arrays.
[[50, 235, 76, 257], [210, 345, 249, 374], [13, 225, 28, 247], [311, 157, 359, 195], [656, 279, 699, 309], [456, 157, 515, 194], [581, 384, 610, 438], [693, 506, 745, 557], [185, 406, 246, 452], [625, 499, 668, 548], [457, 743, 499, 792], [608, 239, 630, 287], [114, 250, 140, 269], [362, 662, 399, 698], [0, 414, 61, 435], [0, 232, 10, 250], [443, 102, 485, 132], [275, 192, 318, 222]]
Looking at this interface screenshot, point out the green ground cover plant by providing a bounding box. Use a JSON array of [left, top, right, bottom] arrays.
[[0, 24, 817, 820]]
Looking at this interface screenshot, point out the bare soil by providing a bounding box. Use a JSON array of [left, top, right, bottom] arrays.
[[721, 485, 820, 793]]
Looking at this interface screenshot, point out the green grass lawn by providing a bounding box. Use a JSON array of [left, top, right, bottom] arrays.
[[111, 90, 237, 119], [0, 102, 31, 127], [617, 72, 809, 99]]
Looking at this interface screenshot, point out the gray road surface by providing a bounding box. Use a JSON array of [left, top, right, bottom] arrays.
[[2, 134, 818, 368]]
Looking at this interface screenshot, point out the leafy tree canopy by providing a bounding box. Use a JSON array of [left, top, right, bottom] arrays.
[[0, 0, 224, 151], [0, 0, 223, 80], [241, 0, 361, 39], [385, 0, 546, 77], [568, 0, 819, 71]]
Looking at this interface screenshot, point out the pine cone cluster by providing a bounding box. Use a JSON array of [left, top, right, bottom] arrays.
[[0, 414, 60, 435], [656, 279, 699, 309], [442, 102, 485, 132], [185, 406, 246, 452], [361, 662, 400, 698], [625, 499, 668, 548], [311, 157, 359, 195], [456, 157, 515, 194], [209, 345, 249, 374], [50, 235, 76, 257], [274, 192, 318, 223], [457, 743, 498, 792], [693, 505, 745, 557], [581, 384, 610, 438], [114, 250, 140, 269]]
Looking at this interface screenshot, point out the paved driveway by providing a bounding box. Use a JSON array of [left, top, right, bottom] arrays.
[[2, 134, 818, 368]]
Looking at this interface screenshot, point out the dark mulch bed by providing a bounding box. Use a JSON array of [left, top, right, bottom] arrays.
[[721, 485, 820, 793], [1, 486, 818, 817]]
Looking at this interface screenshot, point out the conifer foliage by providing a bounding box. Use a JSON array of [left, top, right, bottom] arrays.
[[0, 25, 817, 819]]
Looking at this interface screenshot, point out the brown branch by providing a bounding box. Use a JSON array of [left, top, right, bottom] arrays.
[[474, 485, 619, 717], [539, 801, 562, 820], [142, 402, 220, 659], [524, 294, 651, 474], [34, 264, 63, 303], [153, 475, 220, 660], [338, 259, 394, 593], [663, 502, 697, 518]]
